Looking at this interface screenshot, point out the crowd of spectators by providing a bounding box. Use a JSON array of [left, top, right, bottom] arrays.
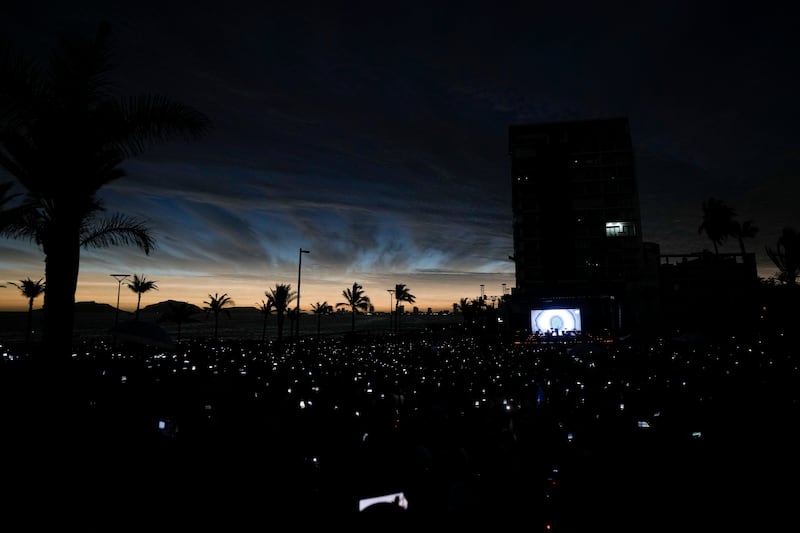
[[2, 325, 798, 530]]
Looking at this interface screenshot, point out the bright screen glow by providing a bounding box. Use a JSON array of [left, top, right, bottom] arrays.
[[605, 221, 636, 237], [358, 492, 409, 512], [530, 308, 581, 333]]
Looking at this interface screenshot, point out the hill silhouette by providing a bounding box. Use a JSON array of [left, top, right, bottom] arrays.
[[142, 300, 204, 315], [74, 301, 125, 314]]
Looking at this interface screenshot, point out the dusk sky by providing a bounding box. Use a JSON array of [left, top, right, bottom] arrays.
[[1, 1, 799, 312]]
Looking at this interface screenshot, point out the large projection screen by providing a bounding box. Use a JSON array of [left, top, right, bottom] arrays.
[[530, 308, 581, 334]]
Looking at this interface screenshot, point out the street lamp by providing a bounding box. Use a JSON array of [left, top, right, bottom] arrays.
[[110, 274, 130, 328], [296, 248, 310, 339], [387, 289, 394, 334]]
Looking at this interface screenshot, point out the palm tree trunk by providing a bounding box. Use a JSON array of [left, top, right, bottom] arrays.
[[135, 293, 142, 320], [26, 298, 33, 345], [41, 221, 81, 364], [351, 309, 355, 332]]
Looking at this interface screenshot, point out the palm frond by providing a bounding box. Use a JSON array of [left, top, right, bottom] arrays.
[[0, 181, 19, 206], [0, 181, 25, 232], [0, 198, 45, 243], [394, 283, 416, 304], [47, 20, 116, 104], [765, 245, 784, 270], [0, 129, 36, 184], [0, 38, 44, 127], [127, 274, 158, 292], [109, 95, 211, 158], [79, 212, 155, 253], [8, 277, 45, 299], [203, 292, 234, 313], [267, 284, 295, 313]]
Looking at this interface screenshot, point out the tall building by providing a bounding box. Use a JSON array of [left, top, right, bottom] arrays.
[[507, 117, 659, 338]]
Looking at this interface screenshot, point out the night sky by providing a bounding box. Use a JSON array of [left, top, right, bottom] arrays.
[[1, 1, 799, 312]]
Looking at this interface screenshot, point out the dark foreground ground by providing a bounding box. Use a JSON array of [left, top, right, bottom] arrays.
[[0, 306, 462, 344], [1, 325, 798, 531]]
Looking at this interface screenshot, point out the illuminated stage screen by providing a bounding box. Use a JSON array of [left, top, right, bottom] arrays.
[[530, 308, 581, 334]]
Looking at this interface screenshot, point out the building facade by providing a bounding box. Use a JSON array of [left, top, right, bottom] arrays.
[[507, 117, 659, 339]]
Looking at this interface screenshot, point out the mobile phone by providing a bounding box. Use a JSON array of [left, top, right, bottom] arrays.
[[358, 491, 408, 512]]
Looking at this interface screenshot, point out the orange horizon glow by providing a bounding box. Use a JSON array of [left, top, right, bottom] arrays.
[[1, 263, 784, 313], [0, 270, 513, 313]]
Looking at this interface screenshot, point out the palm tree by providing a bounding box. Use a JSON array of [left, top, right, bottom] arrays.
[[336, 282, 371, 333], [393, 283, 416, 335], [266, 284, 295, 344], [698, 197, 736, 254], [730, 219, 759, 255], [256, 296, 274, 346], [203, 292, 234, 340], [0, 23, 210, 360], [158, 301, 197, 342], [310, 301, 331, 337], [287, 308, 298, 339], [766, 227, 800, 286], [8, 277, 45, 345], [127, 274, 158, 320], [0, 181, 23, 231], [457, 297, 478, 325]]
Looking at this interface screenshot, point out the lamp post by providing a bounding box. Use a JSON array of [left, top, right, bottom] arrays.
[[296, 248, 310, 339], [387, 289, 394, 334], [110, 274, 130, 328]]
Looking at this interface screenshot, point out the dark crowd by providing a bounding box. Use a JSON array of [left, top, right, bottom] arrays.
[[2, 326, 798, 531]]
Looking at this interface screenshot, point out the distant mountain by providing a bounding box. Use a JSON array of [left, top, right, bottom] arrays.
[[74, 301, 123, 313], [228, 306, 262, 314], [142, 300, 204, 315]]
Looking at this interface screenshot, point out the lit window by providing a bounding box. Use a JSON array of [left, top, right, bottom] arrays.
[[605, 221, 636, 237]]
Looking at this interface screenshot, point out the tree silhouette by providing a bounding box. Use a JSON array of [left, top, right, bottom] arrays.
[[336, 282, 370, 333], [256, 296, 274, 346], [766, 227, 800, 286], [157, 301, 197, 342], [310, 301, 331, 337], [730, 219, 759, 255], [698, 197, 736, 254], [8, 277, 45, 345], [393, 283, 416, 335], [266, 284, 295, 344], [287, 308, 298, 339], [0, 22, 210, 360], [457, 297, 482, 326], [127, 274, 158, 320], [203, 293, 234, 340]]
